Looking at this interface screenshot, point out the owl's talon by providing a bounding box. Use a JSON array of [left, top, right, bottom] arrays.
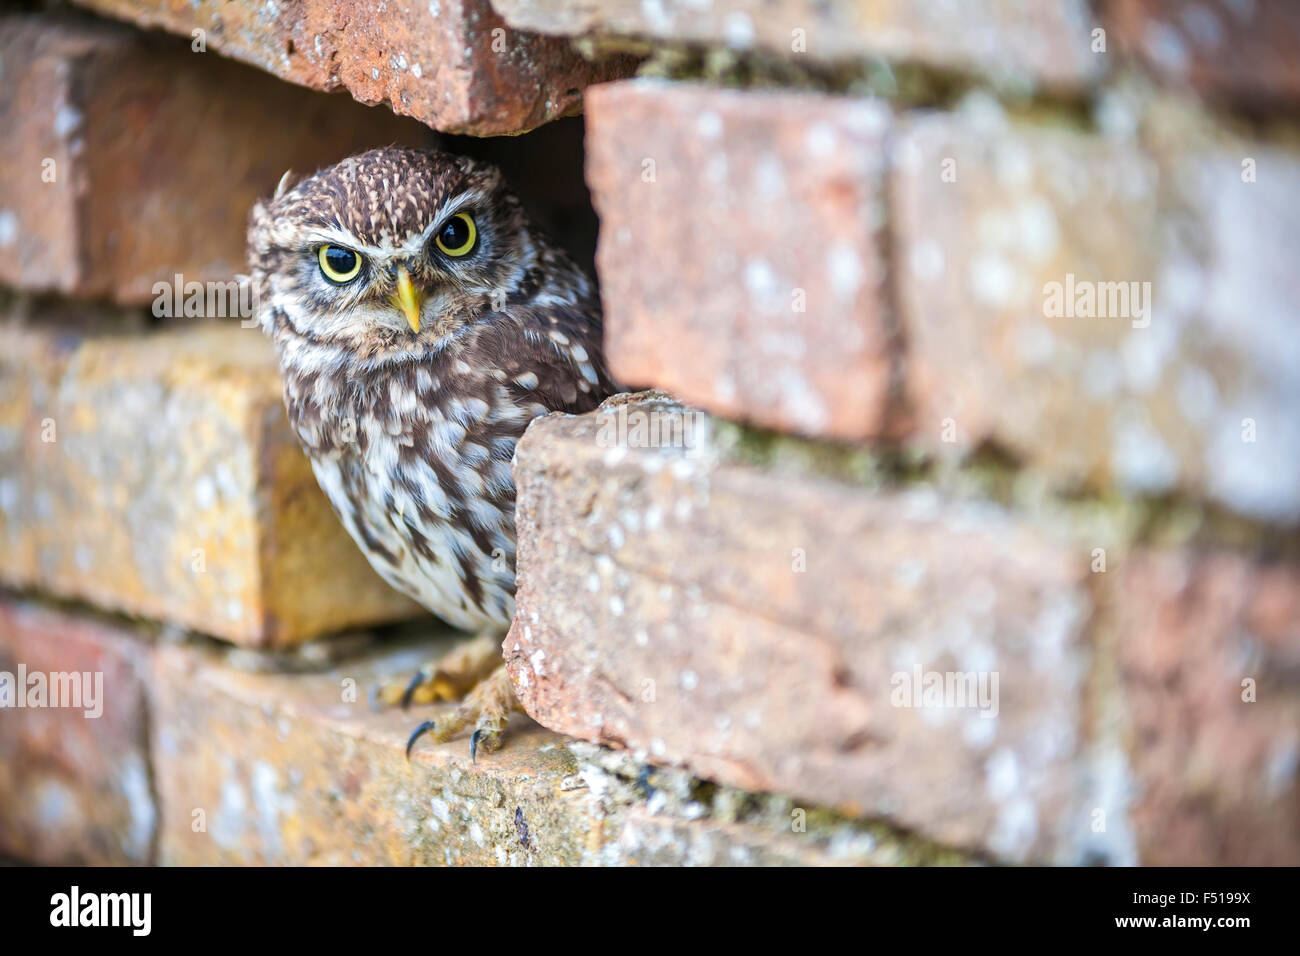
[[406, 719, 437, 759], [374, 633, 502, 711], [400, 669, 426, 711], [401, 664, 519, 760], [471, 725, 504, 763]]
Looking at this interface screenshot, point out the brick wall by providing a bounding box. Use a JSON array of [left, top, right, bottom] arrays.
[[1, 2, 1297, 866]]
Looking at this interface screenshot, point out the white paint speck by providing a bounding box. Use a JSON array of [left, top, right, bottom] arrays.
[[910, 238, 945, 281], [969, 253, 1017, 307], [722, 11, 756, 48], [696, 111, 723, 140], [0, 211, 17, 247], [54, 106, 82, 137], [828, 243, 864, 298]]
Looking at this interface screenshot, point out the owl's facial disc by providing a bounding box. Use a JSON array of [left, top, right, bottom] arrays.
[[250, 147, 538, 349]]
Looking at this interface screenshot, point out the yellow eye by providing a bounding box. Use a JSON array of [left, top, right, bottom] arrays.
[[434, 213, 477, 257], [318, 245, 363, 283]]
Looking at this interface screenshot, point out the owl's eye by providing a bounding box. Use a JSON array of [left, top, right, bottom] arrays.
[[434, 213, 477, 258], [318, 245, 363, 283]]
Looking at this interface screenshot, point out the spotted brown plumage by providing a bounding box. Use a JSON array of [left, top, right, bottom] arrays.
[[247, 147, 616, 753]]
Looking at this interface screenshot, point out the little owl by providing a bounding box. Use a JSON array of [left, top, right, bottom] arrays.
[[247, 146, 616, 757]]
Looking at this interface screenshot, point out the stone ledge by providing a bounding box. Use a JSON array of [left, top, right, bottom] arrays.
[[152, 626, 939, 865]]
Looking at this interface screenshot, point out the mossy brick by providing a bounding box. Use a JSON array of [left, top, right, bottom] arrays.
[[491, 0, 1102, 90], [506, 394, 1300, 863], [892, 111, 1300, 522], [506, 393, 1098, 862]]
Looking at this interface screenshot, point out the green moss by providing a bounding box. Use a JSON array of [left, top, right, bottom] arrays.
[[709, 415, 1296, 554], [630, 42, 967, 108], [577, 32, 1099, 122], [711, 418, 897, 488]]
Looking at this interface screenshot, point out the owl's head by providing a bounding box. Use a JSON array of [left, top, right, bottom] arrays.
[[247, 146, 538, 352]]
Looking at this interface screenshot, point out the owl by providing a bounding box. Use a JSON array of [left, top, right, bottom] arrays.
[[247, 146, 617, 757]]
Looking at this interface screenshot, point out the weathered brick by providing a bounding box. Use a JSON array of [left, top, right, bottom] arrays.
[[588, 81, 894, 441], [506, 394, 1098, 862], [493, 0, 1101, 90], [892, 111, 1300, 522], [0, 598, 155, 864], [1110, 550, 1300, 865], [0, 13, 432, 304], [71, 0, 636, 136], [1109, 0, 1300, 107], [149, 631, 921, 865], [0, 321, 421, 646]]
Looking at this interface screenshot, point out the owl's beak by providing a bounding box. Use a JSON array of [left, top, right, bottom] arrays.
[[391, 266, 423, 334]]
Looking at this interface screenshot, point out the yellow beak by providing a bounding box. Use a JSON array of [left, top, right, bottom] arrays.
[[391, 266, 423, 334]]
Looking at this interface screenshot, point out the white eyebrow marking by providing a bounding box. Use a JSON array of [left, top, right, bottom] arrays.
[[302, 227, 392, 259], [302, 190, 484, 262], [399, 191, 479, 257]]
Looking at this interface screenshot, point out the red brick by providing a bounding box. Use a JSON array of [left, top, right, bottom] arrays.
[[72, 0, 637, 136], [1110, 550, 1300, 865], [1109, 0, 1300, 108], [507, 394, 1097, 862], [493, 0, 1102, 90], [0, 598, 155, 864], [587, 81, 894, 441], [0, 13, 432, 304], [891, 111, 1300, 522]]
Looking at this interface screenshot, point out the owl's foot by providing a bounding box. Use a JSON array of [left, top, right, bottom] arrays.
[[371, 632, 502, 711], [403, 664, 521, 761]]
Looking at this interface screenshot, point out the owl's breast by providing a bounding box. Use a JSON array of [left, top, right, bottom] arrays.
[[286, 362, 528, 633]]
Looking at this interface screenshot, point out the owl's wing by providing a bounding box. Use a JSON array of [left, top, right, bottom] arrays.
[[498, 305, 620, 418]]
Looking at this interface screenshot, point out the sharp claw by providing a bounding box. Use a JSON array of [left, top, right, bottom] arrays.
[[470, 728, 482, 763], [400, 670, 427, 711], [406, 719, 436, 759]]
